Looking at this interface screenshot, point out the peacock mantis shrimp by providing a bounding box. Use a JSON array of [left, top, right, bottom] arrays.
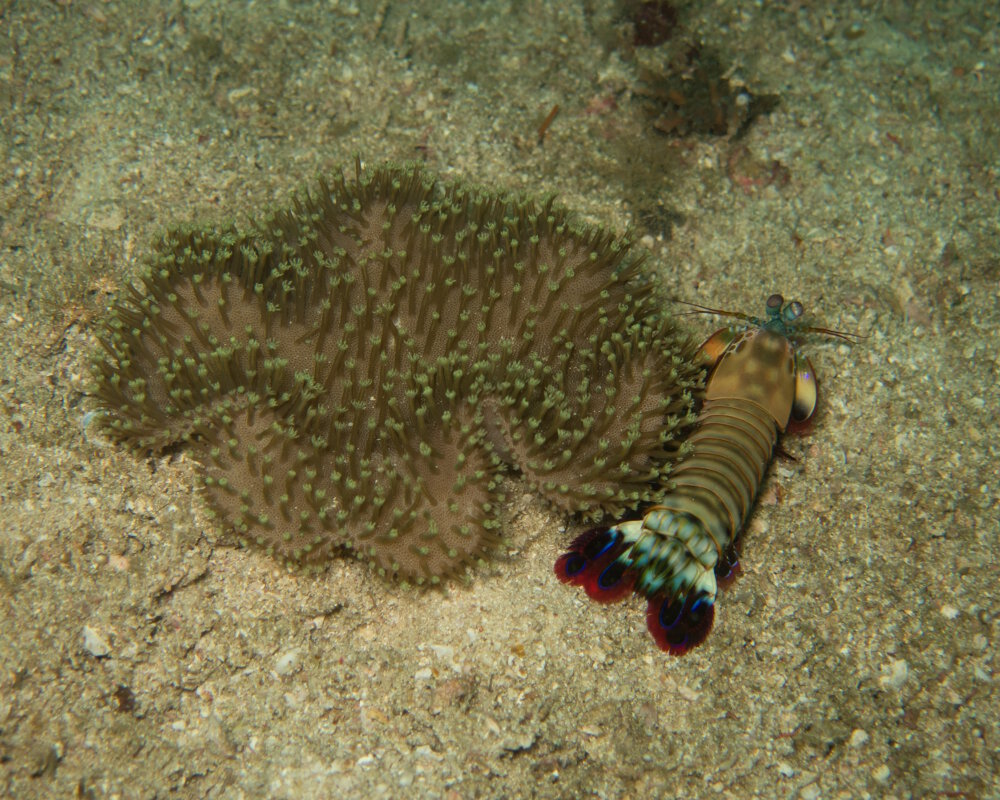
[[555, 294, 858, 654]]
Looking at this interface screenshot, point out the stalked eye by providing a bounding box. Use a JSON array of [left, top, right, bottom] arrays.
[[783, 300, 804, 323], [766, 293, 783, 310]]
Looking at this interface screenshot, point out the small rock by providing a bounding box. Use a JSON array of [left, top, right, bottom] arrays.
[[848, 728, 870, 747], [428, 644, 454, 660], [82, 625, 111, 658], [414, 745, 442, 761], [431, 677, 470, 713], [28, 743, 61, 777], [274, 648, 301, 676], [799, 782, 820, 800], [879, 658, 909, 690]]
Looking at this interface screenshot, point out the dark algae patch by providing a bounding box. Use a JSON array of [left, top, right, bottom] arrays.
[[91, 162, 702, 583], [638, 44, 781, 139]]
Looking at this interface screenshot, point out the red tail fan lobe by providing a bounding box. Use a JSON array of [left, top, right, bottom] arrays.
[[554, 527, 636, 603], [646, 591, 715, 655]]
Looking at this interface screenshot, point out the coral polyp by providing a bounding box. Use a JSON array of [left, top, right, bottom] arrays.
[[92, 162, 701, 583]]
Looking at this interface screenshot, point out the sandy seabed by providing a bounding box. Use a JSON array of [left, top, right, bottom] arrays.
[[1, 2, 997, 798]]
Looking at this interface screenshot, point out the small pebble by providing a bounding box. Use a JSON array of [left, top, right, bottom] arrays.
[[800, 782, 820, 800], [274, 648, 301, 676], [879, 658, 909, 690], [82, 625, 111, 658], [414, 745, 442, 761], [428, 644, 454, 660], [849, 728, 870, 747]]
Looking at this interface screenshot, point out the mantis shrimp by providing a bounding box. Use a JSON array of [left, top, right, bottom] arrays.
[[555, 294, 856, 655]]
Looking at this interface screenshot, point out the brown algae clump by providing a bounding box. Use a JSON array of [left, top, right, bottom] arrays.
[[92, 163, 701, 583]]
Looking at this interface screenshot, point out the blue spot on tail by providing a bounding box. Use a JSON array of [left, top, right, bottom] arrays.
[[597, 559, 628, 591]]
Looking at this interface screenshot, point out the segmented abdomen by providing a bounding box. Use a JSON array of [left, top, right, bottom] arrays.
[[622, 396, 779, 601], [555, 394, 781, 654]]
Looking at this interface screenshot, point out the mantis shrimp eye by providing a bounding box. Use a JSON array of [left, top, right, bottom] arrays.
[[766, 293, 784, 310], [783, 300, 804, 323]]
